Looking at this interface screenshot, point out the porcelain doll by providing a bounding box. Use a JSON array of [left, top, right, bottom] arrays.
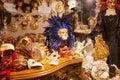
[[90, 0, 120, 68]]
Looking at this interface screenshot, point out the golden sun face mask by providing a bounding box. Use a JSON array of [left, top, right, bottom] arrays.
[[58, 28, 68, 40]]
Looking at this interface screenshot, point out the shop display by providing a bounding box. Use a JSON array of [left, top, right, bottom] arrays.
[[0, 0, 120, 80]]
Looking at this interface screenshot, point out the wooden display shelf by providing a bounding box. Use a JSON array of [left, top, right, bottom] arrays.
[[10, 58, 85, 80]]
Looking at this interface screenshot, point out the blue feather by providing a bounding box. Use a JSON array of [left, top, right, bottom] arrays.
[[43, 14, 74, 50]]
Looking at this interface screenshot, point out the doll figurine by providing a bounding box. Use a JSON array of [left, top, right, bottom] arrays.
[[90, 0, 120, 68]]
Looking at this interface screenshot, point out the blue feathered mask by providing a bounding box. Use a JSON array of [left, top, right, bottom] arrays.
[[43, 15, 74, 50]]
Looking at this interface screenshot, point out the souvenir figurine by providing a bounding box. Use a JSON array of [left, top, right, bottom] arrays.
[[90, 0, 120, 68]]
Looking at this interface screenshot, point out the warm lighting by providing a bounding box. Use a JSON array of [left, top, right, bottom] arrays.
[[86, 0, 94, 3], [68, 0, 77, 9]]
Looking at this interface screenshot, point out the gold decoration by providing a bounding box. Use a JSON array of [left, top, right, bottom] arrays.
[[93, 34, 110, 61], [55, 1, 64, 13], [8, 23, 17, 32], [30, 21, 38, 30], [58, 28, 68, 40], [30, 0, 39, 10]]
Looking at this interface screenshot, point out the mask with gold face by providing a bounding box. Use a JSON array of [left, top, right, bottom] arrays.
[[58, 28, 68, 40], [43, 15, 74, 50], [55, 1, 64, 13], [30, 0, 39, 10]]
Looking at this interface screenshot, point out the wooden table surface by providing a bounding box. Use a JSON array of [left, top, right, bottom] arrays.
[[10, 58, 84, 80]]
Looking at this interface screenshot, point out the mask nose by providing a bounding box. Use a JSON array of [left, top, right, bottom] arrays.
[[111, 2, 114, 6]]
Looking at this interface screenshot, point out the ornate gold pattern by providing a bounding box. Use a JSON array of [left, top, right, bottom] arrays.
[[93, 34, 110, 61]]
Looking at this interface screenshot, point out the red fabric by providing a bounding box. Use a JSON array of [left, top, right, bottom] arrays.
[[115, 3, 120, 10], [12, 52, 18, 61], [0, 51, 18, 80], [99, 0, 120, 11], [58, 45, 70, 57], [0, 69, 12, 80]]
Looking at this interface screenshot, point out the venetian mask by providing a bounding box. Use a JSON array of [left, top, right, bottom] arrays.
[[17, 1, 23, 7], [30, 1, 39, 10], [58, 28, 68, 40], [55, 1, 64, 13], [30, 21, 38, 30], [106, 0, 116, 8], [27, 59, 43, 69]]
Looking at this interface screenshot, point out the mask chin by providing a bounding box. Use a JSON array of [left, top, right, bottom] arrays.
[[61, 36, 68, 40]]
